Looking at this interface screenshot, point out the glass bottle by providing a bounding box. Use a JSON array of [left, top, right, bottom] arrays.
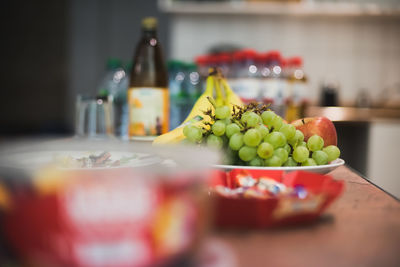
[[128, 17, 169, 137]]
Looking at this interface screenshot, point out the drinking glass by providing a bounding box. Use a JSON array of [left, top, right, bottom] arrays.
[[75, 95, 114, 138]]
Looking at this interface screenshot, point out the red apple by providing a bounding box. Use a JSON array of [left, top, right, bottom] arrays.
[[291, 117, 337, 146]]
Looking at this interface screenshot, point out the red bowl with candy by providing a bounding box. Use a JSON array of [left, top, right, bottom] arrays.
[[210, 169, 344, 228]]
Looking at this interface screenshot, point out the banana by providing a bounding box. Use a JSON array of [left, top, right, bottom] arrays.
[[153, 69, 244, 145], [152, 115, 204, 144], [214, 77, 225, 107], [220, 77, 243, 108], [153, 75, 215, 145], [182, 75, 214, 124]]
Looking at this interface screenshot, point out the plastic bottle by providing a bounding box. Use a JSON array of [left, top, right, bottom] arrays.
[[208, 54, 219, 70], [256, 52, 270, 103], [128, 17, 168, 137], [182, 62, 201, 120], [195, 55, 209, 79], [97, 58, 129, 139], [286, 56, 308, 122], [168, 60, 185, 130], [260, 51, 286, 117], [97, 58, 124, 98], [216, 52, 232, 78], [230, 49, 259, 104], [185, 63, 201, 101], [280, 58, 290, 117]]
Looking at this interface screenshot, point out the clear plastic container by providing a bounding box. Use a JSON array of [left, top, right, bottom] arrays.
[[229, 49, 260, 104], [259, 51, 287, 117], [216, 52, 232, 78], [0, 139, 219, 267]]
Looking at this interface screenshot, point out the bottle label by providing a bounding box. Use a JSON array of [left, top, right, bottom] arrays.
[[128, 87, 169, 136]]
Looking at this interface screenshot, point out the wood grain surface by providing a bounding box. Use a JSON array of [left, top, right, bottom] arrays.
[[213, 166, 400, 267]]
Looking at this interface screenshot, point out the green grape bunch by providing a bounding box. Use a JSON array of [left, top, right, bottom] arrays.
[[182, 101, 340, 167]]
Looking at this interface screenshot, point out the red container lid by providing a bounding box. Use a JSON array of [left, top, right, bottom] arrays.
[[233, 49, 257, 62], [281, 58, 288, 69], [217, 52, 232, 63], [207, 54, 219, 66], [242, 49, 257, 60], [195, 55, 208, 66], [232, 50, 245, 61], [268, 50, 282, 63], [255, 52, 270, 63], [289, 56, 303, 67]]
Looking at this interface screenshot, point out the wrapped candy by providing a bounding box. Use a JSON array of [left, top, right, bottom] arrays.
[[211, 169, 345, 228], [214, 171, 299, 200]]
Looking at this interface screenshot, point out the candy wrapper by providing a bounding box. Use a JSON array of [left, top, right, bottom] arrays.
[[210, 169, 344, 228]]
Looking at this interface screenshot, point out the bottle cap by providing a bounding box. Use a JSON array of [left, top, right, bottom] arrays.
[[233, 50, 245, 61], [216, 53, 232, 63], [256, 52, 269, 63], [289, 56, 303, 67], [241, 49, 257, 60], [167, 60, 184, 70], [142, 17, 158, 30], [207, 54, 219, 66], [106, 58, 122, 70], [281, 58, 288, 69], [268, 50, 282, 63], [185, 62, 198, 71], [195, 55, 208, 66], [233, 49, 257, 62]]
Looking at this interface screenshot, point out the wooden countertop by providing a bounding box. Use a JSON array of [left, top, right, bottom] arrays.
[[212, 166, 400, 267], [305, 106, 400, 123]]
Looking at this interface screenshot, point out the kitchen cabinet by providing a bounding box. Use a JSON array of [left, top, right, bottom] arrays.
[[367, 121, 400, 199]]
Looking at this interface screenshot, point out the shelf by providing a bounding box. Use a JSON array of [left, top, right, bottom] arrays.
[[158, 0, 400, 17]]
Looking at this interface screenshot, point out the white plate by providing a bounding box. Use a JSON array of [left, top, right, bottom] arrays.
[[2, 151, 162, 171], [129, 136, 156, 142], [213, 158, 345, 174]]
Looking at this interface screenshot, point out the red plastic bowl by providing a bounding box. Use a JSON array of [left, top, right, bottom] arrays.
[[210, 169, 344, 228]]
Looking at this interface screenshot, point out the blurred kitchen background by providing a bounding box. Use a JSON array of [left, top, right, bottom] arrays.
[[1, 0, 400, 197]]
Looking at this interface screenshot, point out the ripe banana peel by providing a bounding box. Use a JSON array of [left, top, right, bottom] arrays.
[[220, 77, 243, 108], [153, 70, 243, 145], [182, 75, 215, 124], [152, 115, 205, 144]]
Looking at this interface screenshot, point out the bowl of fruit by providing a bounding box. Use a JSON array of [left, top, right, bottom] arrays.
[[154, 69, 343, 174]]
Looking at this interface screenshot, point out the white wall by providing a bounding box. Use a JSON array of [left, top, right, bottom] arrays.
[[169, 14, 400, 105]]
